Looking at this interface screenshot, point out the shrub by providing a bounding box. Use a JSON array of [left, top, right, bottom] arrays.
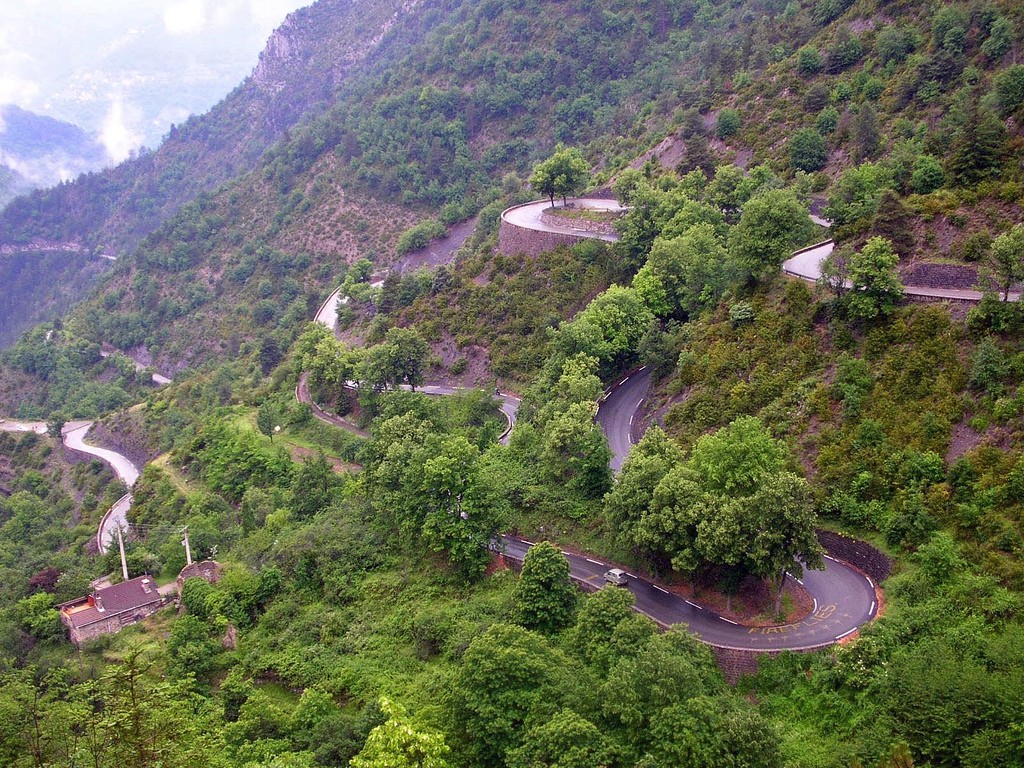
[[789, 128, 828, 172], [875, 24, 918, 64], [797, 46, 822, 75], [911, 156, 945, 195], [815, 106, 839, 134], [716, 108, 741, 139], [993, 65, 1024, 117], [396, 219, 446, 255]]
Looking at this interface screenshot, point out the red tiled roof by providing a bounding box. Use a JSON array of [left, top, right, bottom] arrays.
[[60, 576, 163, 629]]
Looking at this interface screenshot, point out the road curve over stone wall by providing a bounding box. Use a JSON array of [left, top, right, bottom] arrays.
[[498, 199, 623, 257]]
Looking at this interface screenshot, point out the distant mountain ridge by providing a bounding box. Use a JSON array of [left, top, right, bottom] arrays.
[[0, 106, 108, 206], [0, 0, 420, 346]]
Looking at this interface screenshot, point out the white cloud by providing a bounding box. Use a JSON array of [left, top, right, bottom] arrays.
[[0, 26, 40, 107], [164, 0, 207, 35], [100, 98, 143, 163], [248, 0, 309, 29]]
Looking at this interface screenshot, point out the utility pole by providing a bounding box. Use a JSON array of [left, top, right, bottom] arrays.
[[181, 526, 193, 566], [116, 525, 129, 582]]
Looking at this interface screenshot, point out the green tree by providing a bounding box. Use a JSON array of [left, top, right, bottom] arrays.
[[789, 128, 828, 172], [566, 586, 655, 675], [910, 155, 944, 194], [540, 402, 612, 498], [688, 415, 785, 496], [647, 223, 732, 318], [451, 624, 586, 766], [362, 327, 430, 391], [947, 99, 1007, 186], [530, 145, 590, 206], [506, 709, 615, 768], [982, 15, 1014, 60], [986, 223, 1024, 302], [730, 189, 814, 280], [605, 426, 684, 558], [649, 696, 783, 768], [852, 103, 881, 162], [417, 434, 503, 578], [513, 542, 578, 634], [291, 453, 339, 519], [350, 698, 450, 768], [846, 237, 904, 321], [601, 630, 723, 758], [994, 66, 1024, 116], [257, 401, 278, 442], [555, 284, 654, 374], [870, 190, 915, 258], [46, 412, 66, 441], [796, 46, 822, 75]]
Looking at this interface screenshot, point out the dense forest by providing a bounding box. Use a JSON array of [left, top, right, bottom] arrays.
[[2, 0, 1024, 766]]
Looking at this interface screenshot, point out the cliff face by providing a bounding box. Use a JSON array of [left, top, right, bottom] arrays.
[[0, 0, 414, 347]]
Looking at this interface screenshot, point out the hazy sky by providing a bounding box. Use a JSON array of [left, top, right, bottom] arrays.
[[0, 0, 312, 162]]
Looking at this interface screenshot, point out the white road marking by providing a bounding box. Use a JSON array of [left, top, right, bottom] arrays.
[[654, 585, 669, 594], [685, 600, 701, 609], [585, 558, 604, 565], [625, 573, 636, 579], [836, 628, 857, 640], [866, 575, 874, 588], [521, 539, 535, 546], [869, 601, 876, 615], [812, 598, 818, 613], [823, 554, 838, 562], [720, 617, 738, 625], [621, 375, 631, 385]]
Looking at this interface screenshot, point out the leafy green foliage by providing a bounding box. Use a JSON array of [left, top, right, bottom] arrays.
[[789, 128, 829, 172], [513, 542, 578, 634], [845, 237, 904, 322], [730, 189, 815, 279], [529, 145, 591, 206]]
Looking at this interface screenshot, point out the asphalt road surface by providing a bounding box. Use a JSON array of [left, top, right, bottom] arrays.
[[596, 367, 651, 473], [499, 536, 877, 651], [501, 199, 624, 242]]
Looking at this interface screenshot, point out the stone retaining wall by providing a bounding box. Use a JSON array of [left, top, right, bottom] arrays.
[[817, 529, 892, 583], [538, 210, 619, 236], [497, 218, 589, 257]]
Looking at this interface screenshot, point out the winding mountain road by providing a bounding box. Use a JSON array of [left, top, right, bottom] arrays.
[[500, 536, 876, 650], [501, 199, 625, 242], [304, 201, 881, 650], [0, 197, 880, 650], [780, 235, 1020, 303], [597, 367, 652, 473], [0, 418, 141, 553]]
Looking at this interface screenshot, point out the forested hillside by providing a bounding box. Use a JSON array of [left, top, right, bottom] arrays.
[[2, 0, 1024, 766]]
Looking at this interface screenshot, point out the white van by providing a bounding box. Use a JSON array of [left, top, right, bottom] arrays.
[[603, 568, 628, 586]]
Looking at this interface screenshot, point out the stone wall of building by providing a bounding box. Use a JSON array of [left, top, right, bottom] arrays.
[[65, 602, 165, 647]]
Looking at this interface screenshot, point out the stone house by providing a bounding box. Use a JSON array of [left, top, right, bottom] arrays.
[[58, 575, 165, 647]]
